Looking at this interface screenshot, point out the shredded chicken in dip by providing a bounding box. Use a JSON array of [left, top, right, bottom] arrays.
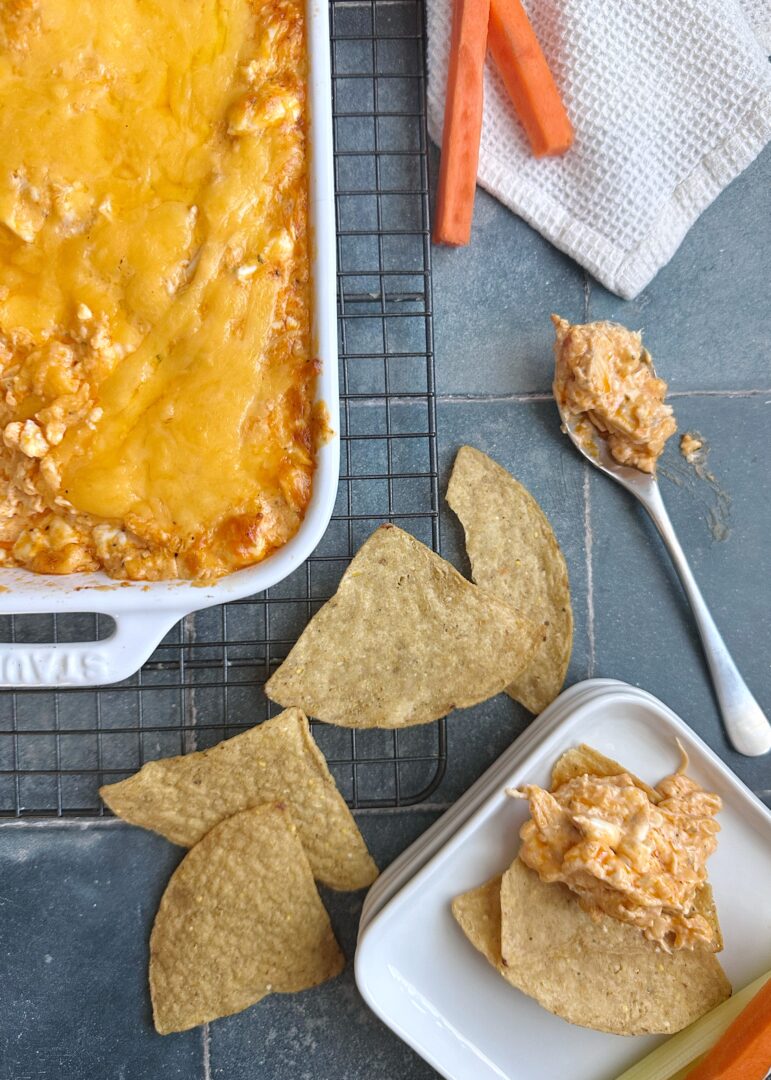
[[552, 316, 677, 473], [509, 752, 721, 952]]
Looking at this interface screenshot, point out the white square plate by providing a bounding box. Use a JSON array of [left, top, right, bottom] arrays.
[[355, 680, 771, 1080]]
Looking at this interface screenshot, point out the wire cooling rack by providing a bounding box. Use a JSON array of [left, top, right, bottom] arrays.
[[0, 0, 444, 818]]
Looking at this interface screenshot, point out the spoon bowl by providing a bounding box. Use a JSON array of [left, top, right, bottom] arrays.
[[559, 406, 659, 498]]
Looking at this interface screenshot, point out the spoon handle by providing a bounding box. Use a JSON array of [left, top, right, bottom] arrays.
[[639, 483, 771, 756]]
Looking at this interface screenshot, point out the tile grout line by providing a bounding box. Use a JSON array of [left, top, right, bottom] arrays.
[[583, 463, 596, 679], [202, 1023, 211, 1080], [434, 388, 771, 405], [341, 388, 770, 410], [438, 392, 554, 403], [667, 388, 771, 399], [0, 817, 128, 829], [0, 805, 459, 827]]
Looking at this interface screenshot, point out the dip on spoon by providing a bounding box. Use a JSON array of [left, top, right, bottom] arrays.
[[552, 315, 676, 473]]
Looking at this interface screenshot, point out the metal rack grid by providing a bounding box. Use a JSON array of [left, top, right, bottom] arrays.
[[0, 0, 445, 818]]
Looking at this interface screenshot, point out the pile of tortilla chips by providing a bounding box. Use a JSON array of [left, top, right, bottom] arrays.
[[100, 709, 377, 1033], [103, 447, 577, 1032], [267, 448, 573, 727], [452, 746, 731, 1035]]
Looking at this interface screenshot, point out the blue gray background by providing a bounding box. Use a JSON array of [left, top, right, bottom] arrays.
[[1, 11, 769, 1076]]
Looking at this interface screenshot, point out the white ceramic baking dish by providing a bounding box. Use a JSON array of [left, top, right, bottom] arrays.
[[0, 1, 339, 688]]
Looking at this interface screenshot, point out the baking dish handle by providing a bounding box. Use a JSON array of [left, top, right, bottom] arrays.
[[0, 610, 184, 688]]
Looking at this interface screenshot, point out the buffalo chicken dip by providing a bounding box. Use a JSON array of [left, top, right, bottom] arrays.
[[510, 750, 722, 952], [0, 0, 316, 580], [552, 316, 676, 473]]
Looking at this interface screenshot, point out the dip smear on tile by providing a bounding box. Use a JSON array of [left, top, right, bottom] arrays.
[[552, 316, 676, 473], [0, 0, 315, 580]]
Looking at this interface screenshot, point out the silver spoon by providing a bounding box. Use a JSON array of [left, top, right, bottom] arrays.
[[556, 393, 771, 757]]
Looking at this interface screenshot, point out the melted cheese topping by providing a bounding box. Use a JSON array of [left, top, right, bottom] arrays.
[[0, 0, 315, 579]]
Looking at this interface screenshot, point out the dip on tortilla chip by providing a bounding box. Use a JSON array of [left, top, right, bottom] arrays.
[[451, 745, 731, 1035], [510, 745, 722, 952]]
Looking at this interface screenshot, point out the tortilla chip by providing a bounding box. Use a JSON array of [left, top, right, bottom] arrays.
[[498, 859, 730, 1035], [451, 877, 503, 969], [150, 804, 344, 1034], [446, 446, 572, 714], [692, 883, 724, 953], [550, 743, 660, 803], [265, 524, 539, 728], [447, 868, 725, 1028], [100, 709, 377, 891]]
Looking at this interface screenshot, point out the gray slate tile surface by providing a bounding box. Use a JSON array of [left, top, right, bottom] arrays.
[[0, 826, 198, 1080], [0, 814, 440, 1080], [431, 149, 587, 397]]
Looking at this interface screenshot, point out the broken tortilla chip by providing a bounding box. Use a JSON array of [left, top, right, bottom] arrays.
[[100, 709, 377, 891], [265, 524, 539, 728], [498, 859, 730, 1035], [446, 445, 573, 715], [550, 743, 661, 803], [150, 804, 345, 1034], [451, 876, 503, 970]]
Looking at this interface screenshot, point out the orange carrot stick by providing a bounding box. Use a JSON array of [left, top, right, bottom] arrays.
[[685, 976, 771, 1080], [488, 0, 573, 157], [433, 0, 491, 246]]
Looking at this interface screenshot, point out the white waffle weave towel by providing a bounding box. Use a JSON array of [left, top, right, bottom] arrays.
[[426, 0, 771, 298]]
